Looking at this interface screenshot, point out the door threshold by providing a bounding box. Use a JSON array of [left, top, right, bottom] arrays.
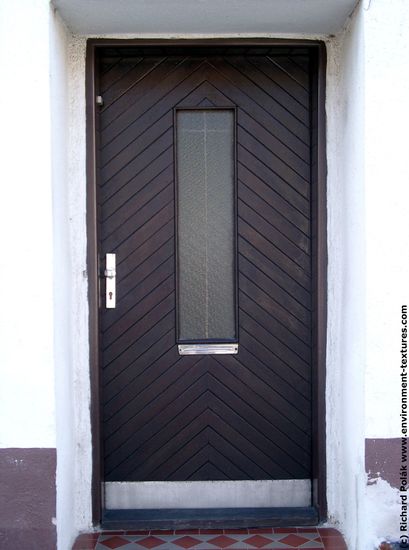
[[101, 506, 318, 530]]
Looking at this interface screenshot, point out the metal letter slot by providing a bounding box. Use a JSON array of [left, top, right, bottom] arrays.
[[178, 343, 238, 355], [105, 253, 116, 309]]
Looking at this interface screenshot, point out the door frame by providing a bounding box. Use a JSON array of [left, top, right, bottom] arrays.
[[85, 38, 328, 526]]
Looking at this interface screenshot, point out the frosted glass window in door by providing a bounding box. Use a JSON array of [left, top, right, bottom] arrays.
[[176, 109, 236, 342]]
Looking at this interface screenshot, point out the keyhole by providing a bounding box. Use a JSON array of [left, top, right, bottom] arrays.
[[109, 291, 113, 300]]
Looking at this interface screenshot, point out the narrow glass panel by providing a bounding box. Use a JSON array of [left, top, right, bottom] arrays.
[[176, 109, 236, 342]]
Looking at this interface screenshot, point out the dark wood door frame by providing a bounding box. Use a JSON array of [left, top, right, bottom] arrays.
[[86, 38, 327, 526]]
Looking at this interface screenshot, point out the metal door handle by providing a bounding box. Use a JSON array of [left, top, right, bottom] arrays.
[[105, 253, 116, 308]]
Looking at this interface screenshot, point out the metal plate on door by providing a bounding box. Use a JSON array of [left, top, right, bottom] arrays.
[[105, 253, 116, 309]]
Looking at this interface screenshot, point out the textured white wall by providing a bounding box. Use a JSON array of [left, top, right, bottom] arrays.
[[0, 0, 56, 447], [363, 0, 409, 546], [65, 32, 93, 545], [364, 0, 409, 439], [49, 6, 92, 546], [50, 9, 92, 547], [326, 1, 409, 548], [49, 7, 78, 550], [0, 2, 92, 547], [325, 5, 366, 548]]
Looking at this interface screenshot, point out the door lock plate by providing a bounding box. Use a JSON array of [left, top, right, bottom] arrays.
[[105, 253, 116, 309]]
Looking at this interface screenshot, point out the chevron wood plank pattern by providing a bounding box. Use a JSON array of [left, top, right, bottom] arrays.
[[97, 47, 314, 483]]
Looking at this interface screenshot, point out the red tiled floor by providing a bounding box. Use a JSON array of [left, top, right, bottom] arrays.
[[72, 526, 347, 549], [173, 536, 203, 548], [280, 534, 312, 547], [245, 534, 274, 548], [98, 536, 130, 549], [137, 536, 167, 548], [208, 535, 237, 547]]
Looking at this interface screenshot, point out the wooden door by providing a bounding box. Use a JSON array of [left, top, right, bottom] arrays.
[[96, 45, 315, 505]]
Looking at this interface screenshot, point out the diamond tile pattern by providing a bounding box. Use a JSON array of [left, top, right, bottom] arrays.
[[244, 535, 275, 548], [174, 536, 203, 548], [280, 535, 311, 547], [208, 536, 237, 548], [99, 536, 131, 548], [74, 528, 346, 550], [137, 536, 167, 548]]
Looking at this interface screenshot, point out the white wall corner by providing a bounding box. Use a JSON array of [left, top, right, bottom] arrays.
[[50, 5, 78, 550], [325, 1, 367, 548], [326, 0, 409, 548], [67, 32, 93, 538], [50, 4, 92, 547], [364, 0, 409, 439], [363, 0, 409, 544]]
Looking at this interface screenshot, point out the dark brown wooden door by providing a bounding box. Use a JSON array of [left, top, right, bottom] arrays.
[[97, 46, 313, 484]]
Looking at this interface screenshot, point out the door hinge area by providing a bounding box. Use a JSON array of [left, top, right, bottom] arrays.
[[96, 95, 104, 106]]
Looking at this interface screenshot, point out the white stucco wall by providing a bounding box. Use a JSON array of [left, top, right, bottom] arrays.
[[325, 5, 366, 549], [50, 7, 73, 548], [49, 7, 91, 550], [50, 9, 92, 549], [326, 1, 409, 548], [363, 0, 409, 546], [0, 3, 91, 548], [364, 0, 409, 439], [0, 0, 56, 447], [65, 30, 93, 546]]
